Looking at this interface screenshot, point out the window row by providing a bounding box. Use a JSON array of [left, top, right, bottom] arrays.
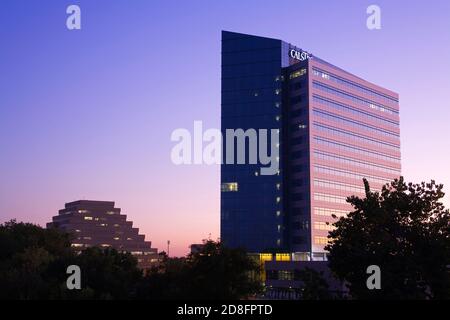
[[314, 165, 394, 185], [289, 68, 307, 79], [314, 236, 329, 245], [313, 81, 398, 115], [314, 192, 348, 204], [267, 270, 295, 281], [314, 151, 401, 175], [313, 95, 399, 128], [292, 221, 309, 230], [313, 109, 399, 139], [314, 123, 400, 152], [314, 221, 334, 231], [314, 179, 365, 194], [313, 136, 400, 164], [314, 207, 349, 217], [312, 68, 399, 104]]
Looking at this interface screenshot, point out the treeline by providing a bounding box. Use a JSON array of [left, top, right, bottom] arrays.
[[0, 221, 261, 300]]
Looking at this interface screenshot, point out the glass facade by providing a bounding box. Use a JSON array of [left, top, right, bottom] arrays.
[[220, 31, 401, 257], [221, 31, 284, 252]]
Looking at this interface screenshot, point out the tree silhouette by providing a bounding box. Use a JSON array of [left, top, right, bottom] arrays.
[[0, 220, 142, 299], [137, 240, 262, 299], [325, 177, 450, 299], [297, 267, 333, 300]]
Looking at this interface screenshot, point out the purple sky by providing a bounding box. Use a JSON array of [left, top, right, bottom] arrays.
[[1, 0, 449, 256]]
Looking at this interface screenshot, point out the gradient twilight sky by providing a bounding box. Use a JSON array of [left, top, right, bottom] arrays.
[[1, 0, 449, 256]]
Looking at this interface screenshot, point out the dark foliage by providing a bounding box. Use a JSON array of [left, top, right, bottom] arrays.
[[137, 240, 262, 299], [0, 223, 261, 300], [0, 221, 142, 299], [326, 178, 450, 299]]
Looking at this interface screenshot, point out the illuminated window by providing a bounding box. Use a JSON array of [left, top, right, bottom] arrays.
[[276, 197, 281, 203], [83, 236, 92, 240], [221, 182, 238, 192], [113, 237, 120, 241], [259, 253, 273, 262], [78, 210, 89, 214], [289, 68, 307, 79], [126, 237, 133, 241], [84, 216, 93, 221], [101, 244, 111, 248], [75, 229, 81, 233], [106, 211, 116, 215], [275, 253, 291, 262], [114, 224, 120, 227], [314, 236, 329, 245], [276, 211, 281, 217], [71, 243, 83, 248], [100, 223, 108, 227], [314, 221, 334, 231]]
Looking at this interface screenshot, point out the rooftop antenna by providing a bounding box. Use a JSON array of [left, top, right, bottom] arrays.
[[167, 240, 170, 257]]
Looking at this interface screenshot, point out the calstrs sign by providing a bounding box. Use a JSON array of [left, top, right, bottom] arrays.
[[289, 49, 312, 61]]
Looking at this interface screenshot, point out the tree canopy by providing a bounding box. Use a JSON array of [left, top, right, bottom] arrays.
[[137, 240, 262, 299], [325, 178, 450, 299], [0, 222, 261, 300], [0, 220, 143, 299]]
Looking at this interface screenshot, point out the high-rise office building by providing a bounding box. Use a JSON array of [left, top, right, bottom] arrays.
[[47, 200, 159, 269], [221, 31, 401, 259]]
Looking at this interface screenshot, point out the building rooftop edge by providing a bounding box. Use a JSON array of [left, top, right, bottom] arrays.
[[222, 30, 399, 98]]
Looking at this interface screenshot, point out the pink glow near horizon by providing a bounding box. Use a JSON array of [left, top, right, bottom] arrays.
[[1, 1, 449, 256]]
